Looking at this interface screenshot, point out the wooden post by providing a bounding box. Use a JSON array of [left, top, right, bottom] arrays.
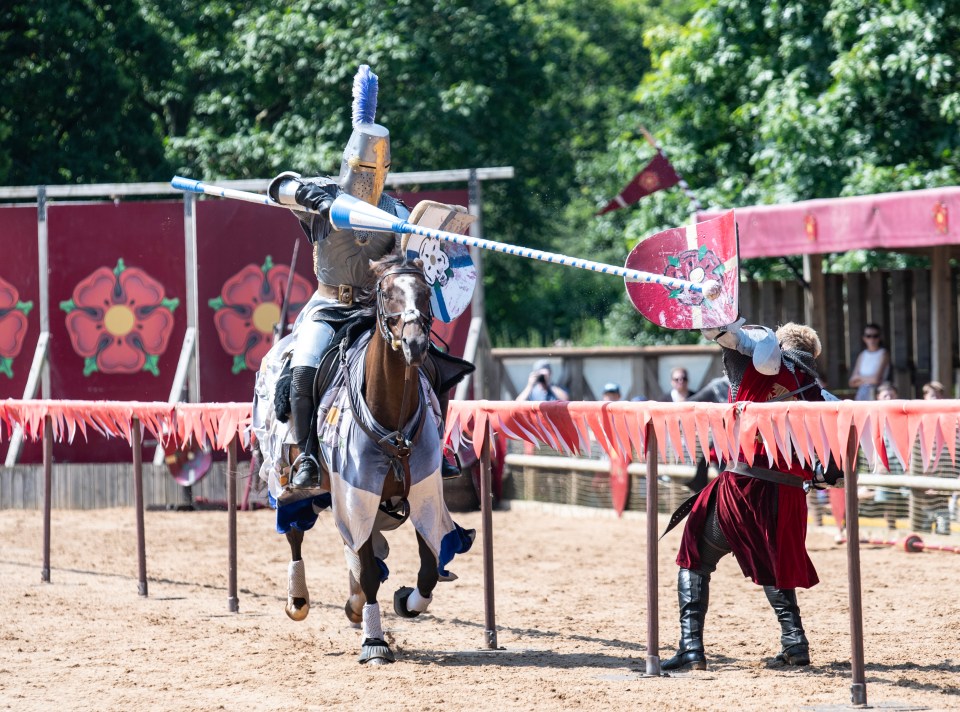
[[479, 423, 497, 649], [930, 246, 954, 389], [645, 422, 661, 676], [132, 417, 148, 597], [41, 417, 53, 583], [227, 435, 239, 613], [803, 254, 828, 375], [844, 424, 867, 706]]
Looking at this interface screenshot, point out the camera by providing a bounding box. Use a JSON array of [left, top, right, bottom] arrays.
[[536, 374, 547, 385]]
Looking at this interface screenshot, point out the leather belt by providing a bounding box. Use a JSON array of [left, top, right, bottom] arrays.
[[317, 282, 355, 305], [725, 461, 808, 491]]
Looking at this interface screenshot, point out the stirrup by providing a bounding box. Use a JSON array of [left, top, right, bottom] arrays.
[[441, 451, 462, 479], [291, 453, 321, 489]]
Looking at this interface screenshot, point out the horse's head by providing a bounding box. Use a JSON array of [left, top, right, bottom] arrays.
[[371, 254, 433, 367]]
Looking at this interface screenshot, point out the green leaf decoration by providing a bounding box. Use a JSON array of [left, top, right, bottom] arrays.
[[232, 354, 247, 374], [143, 354, 160, 376], [83, 357, 98, 376], [208, 296, 224, 310], [714, 264, 726, 275], [668, 256, 680, 267], [114, 258, 126, 276], [262, 255, 274, 273], [161, 297, 180, 312], [698, 245, 708, 259], [0, 357, 13, 379], [669, 288, 683, 299], [16, 301, 33, 316], [59, 299, 76, 314]]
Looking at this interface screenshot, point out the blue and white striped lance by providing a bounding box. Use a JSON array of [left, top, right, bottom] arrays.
[[170, 176, 719, 299], [330, 193, 719, 298]]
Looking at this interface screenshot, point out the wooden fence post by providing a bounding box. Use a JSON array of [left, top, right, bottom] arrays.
[[132, 417, 148, 597], [844, 424, 867, 706], [227, 435, 239, 613], [480, 422, 497, 649], [645, 422, 661, 676], [41, 417, 52, 583]]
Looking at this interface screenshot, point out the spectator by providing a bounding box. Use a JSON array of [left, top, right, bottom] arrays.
[[871, 381, 903, 530], [922, 381, 945, 400], [877, 382, 898, 400], [601, 382, 622, 402], [515, 359, 569, 402], [663, 367, 692, 402], [848, 324, 890, 401]]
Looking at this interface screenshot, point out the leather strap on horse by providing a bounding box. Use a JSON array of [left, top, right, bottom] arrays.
[[341, 345, 425, 500]]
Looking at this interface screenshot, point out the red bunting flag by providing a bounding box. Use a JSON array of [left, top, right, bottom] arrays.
[[596, 152, 681, 215]]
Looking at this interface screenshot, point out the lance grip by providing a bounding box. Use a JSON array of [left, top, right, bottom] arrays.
[[171, 175, 204, 193]]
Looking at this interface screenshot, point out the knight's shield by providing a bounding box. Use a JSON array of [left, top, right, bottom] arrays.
[[404, 201, 477, 322], [625, 210, 739, 330]]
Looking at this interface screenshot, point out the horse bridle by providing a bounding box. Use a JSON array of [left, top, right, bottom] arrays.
[[366, 264, 434, 497], [374, 265, 434, 350]]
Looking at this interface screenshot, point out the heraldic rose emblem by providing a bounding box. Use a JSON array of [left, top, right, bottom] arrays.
[[208, 257, 311, 374], [663, 245, 727, 307], [0, 276, 33, 379], [60, 259, 179, 376]]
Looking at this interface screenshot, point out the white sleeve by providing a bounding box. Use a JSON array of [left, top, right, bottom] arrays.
[[716, 325, 781, 375]]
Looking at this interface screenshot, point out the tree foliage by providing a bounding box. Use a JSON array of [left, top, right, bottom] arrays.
[[580, 0, 960, 344], [2, 1, 956, 347]]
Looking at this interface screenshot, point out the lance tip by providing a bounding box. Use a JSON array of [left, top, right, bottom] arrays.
[[702, 280, 722, 300]]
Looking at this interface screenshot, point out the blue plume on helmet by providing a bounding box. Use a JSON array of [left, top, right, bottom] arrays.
[[352, 65, 378, 127]]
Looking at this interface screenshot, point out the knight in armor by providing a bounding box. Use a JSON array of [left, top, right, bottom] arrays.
[[661, 319, 843, 672], [267, 65, 467, 490]]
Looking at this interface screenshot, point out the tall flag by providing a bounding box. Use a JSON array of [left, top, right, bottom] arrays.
[[597, 126, 702, 216], [596, 152, 681, 215]]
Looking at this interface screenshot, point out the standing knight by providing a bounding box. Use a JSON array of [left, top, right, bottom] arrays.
[[662, 319, 842, 671]]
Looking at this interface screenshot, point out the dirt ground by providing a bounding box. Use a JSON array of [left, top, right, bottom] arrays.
[[1, 501, 958, 712]]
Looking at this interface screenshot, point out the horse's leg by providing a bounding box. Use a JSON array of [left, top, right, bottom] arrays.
[[356, 536, 394, 664], [394, 531, 439, 618], [285, 528, 310, 621], [343, 544, 364, 627]]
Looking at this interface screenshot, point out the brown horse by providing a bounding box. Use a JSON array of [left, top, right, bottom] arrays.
[[283, 254, 474, 665]]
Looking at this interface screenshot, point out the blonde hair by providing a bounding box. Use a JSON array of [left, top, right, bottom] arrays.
[[775, 322, 821, 358]]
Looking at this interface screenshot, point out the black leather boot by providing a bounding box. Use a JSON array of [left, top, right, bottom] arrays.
[[662, 568, 709, 671], [763, 586, 810, 666], [289, 366, 320, 489], [436, 390, 460, 479]]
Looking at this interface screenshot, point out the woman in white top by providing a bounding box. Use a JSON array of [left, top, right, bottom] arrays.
[[848, 323, 890, 400]]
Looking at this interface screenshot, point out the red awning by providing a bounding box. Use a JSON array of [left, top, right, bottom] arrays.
[[696, 186, 960, 259]]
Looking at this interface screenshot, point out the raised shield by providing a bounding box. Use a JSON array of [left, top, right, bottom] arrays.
[[404, 200, 477, 323], [625, 210, 739, 330]]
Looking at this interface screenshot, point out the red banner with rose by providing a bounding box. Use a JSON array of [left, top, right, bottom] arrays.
[[1, 188, 469, 463]]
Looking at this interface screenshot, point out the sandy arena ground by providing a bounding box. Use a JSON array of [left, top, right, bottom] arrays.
[[1, 501, 958, 711]]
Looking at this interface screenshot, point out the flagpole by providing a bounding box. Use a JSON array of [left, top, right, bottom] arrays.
[[639, 126, 702, 212]]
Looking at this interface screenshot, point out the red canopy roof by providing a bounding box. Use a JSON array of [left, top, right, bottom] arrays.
[[697, 186, 959, 259]]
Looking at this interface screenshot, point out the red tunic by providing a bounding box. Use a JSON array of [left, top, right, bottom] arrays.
[[676, 359, 820, 589]]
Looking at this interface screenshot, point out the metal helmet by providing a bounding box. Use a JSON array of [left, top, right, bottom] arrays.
[[339, 65, 390, 206]]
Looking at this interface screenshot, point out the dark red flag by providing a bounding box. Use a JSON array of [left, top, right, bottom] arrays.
[[596, 152, 681, 215]]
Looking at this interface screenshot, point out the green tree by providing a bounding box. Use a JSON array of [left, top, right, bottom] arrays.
[[581, 0, 960, 344], [153, 0, 668, 346], [0, 1, 174, 184]]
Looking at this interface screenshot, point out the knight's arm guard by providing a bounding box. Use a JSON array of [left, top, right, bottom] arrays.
[[268, 173, 341, 244], [702, 319, 781, 375]]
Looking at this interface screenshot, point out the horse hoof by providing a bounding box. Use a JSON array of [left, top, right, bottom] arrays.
[[393, 586, 420, 619], [358, 638, 395, 665], [344, 600, 363, 626], [285, 597, 309, 621]]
